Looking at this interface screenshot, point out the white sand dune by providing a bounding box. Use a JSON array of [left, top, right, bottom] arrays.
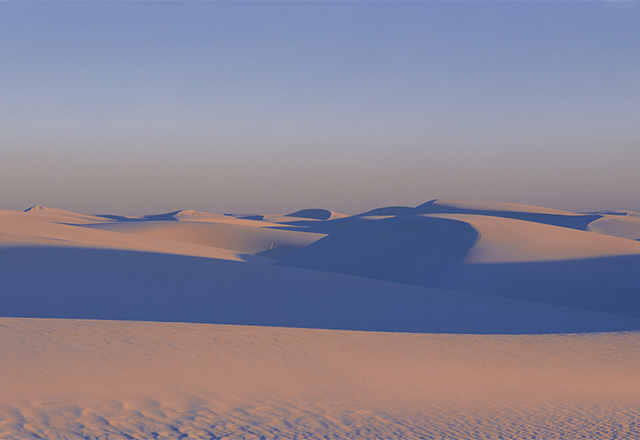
[[444, 213, 640, 263], [417, 199, 603, 230], [3, 245, 640, 334], [278, 204, 640, 317], [420, 199, 640, 240], [1, 200, 640, 439], [588, 213, 640, 240], [3, 200, 640, 324], [78, 220, 323, 259], [1, 318, 639, 440], [23, 205, 108, 223], [0, 208, 272, 263], [1, 205, 328, 262], [419, 199, 583, 216]]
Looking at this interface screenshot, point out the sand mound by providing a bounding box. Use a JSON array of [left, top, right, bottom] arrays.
[[278, 212, 640, 316], [79, 220, 323, 259], [141, 209, 197, 220], [24, 205, 47, 213], [279, 215, 479, 282], [279, 210, 640, 266], [0, 209, 270, 263], [588, 214, 640, 240], [441, 213, 640, 263], [22, 205, 106, 223], [418, 199, 577, 215]]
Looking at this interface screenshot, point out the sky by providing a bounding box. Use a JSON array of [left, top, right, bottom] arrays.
[[1, 1, 639, 215]]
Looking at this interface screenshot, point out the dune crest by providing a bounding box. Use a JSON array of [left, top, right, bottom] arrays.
[[418, 199, 578, 215], [416, 199, 602, 230]]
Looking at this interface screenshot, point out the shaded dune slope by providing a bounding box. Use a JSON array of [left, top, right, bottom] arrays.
[[278, 215, 479, 284], [2, 246, 640, 334], [278, 202, 640, 317], [285, 208, 342, 220]]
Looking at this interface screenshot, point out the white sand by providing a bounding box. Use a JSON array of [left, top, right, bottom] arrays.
[[588, 213, 640, 240], [1, 200, 640, 439], [1, 318, 639, 439], [277, 201, 640, 316]]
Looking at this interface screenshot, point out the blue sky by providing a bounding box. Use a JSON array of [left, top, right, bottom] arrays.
[[1, 1, 639, 215]]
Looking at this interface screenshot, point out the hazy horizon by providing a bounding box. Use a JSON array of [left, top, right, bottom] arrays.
[[2, 1, 639, 215]]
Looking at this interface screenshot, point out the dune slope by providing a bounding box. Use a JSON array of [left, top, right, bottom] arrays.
[[278, 206, 640, 317], [78, 220, 323, 259], [3, 246, 639, 334]]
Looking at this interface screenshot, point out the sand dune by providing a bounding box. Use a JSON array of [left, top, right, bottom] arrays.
[[2, 200, 640, 439], [0, 208, 271, 263], [23, 205, 108, 223], [15, 206, 325, 260], [277, 204, 640, 316], [3, 245, 640, 334], [418, 199, 585, 216], [417, 199, 603, 230], [3, 200, 640, 323], [588, 213, 640, 240], [78, 220, 323, 259]]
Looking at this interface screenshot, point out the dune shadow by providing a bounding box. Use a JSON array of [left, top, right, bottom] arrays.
[[274, 207, 420, 234], [285, 209, 334, 220], [271, 215, 383, 234], [2, 246, 639, 334], [277, 215, 480, 285], [432, 255, 640, 318], [94, 210, 189, 222], [237, 214, 265, 221], [95, 214, 134, 222], [351, 206, 416, 217]]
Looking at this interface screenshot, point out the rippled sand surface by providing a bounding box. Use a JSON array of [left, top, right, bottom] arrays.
[[2, 318, 639, 439]]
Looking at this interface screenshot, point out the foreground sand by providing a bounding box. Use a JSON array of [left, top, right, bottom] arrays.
[[1, 318, 640, 439]]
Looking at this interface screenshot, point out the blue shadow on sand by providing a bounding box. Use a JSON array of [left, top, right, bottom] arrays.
[[2, 246, 640, 334]]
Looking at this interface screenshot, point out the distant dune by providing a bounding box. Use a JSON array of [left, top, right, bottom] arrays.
[[277, 200, 640, 317], [1, 199, 640, 439]]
